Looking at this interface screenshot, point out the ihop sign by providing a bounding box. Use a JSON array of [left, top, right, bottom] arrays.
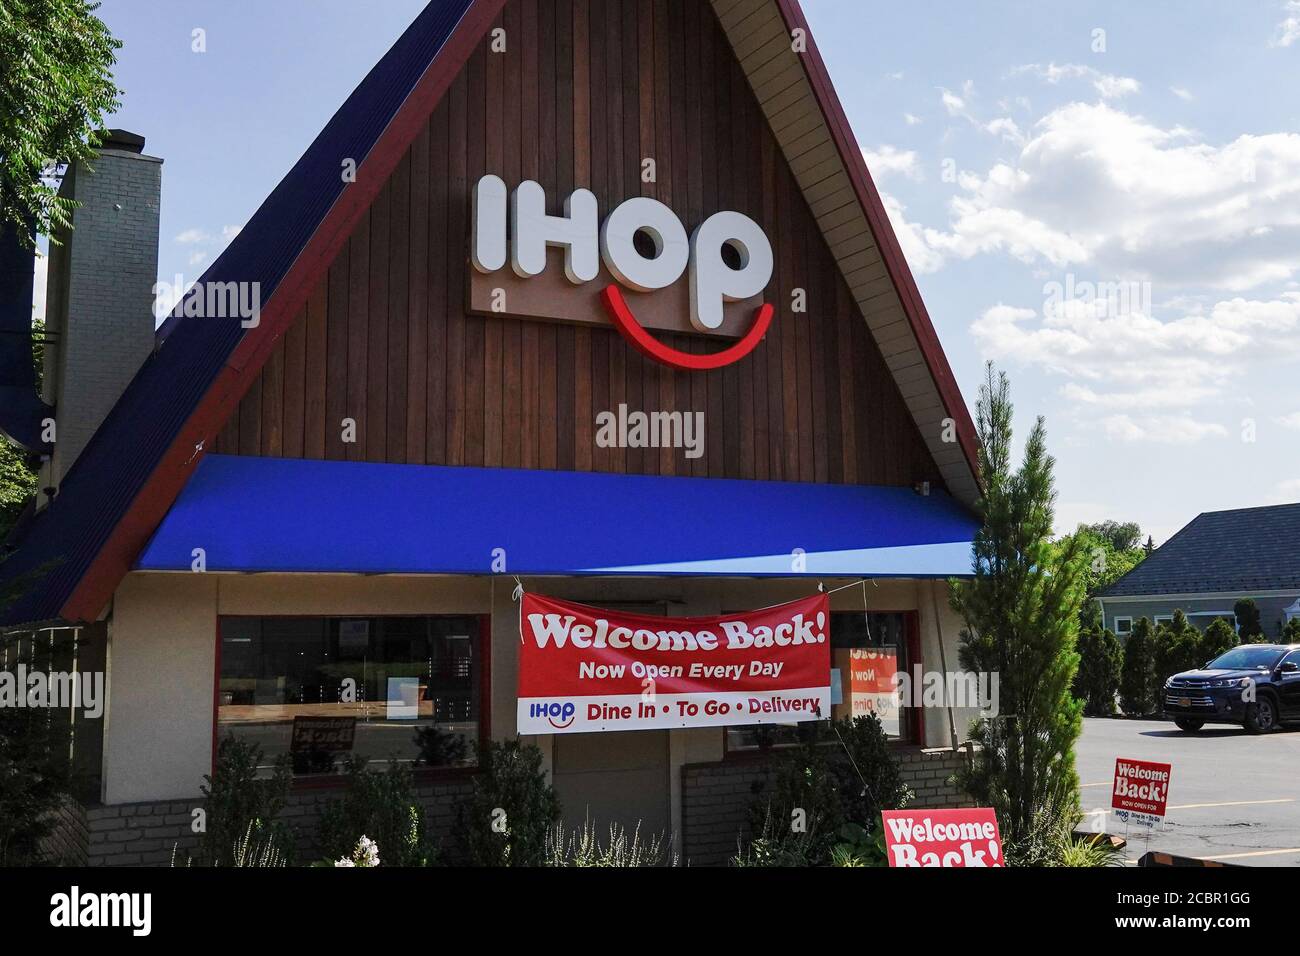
[[469, 175, 775, 370]]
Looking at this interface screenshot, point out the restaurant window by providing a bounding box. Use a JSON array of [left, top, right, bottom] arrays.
[[216, 616, 484, 777], [725, 611, 915, 752]]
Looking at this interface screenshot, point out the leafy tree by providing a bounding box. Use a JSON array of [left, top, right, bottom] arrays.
[[1143, 535, 1155, 556], [951, 364, 1088, 852], [1200, 617, 1238, 663], [1233, 598, 1264, 642], [1119, 617, 1157, 715], [1073, 627, 1122, 716], [1281, 617, 1300, 643], [1073, 525, 1146, 630], [1, 0, 121, 247], [1078, 520, 1143, 553]]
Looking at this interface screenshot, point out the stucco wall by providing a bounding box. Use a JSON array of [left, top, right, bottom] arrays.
[[102, 572, 974, 822]]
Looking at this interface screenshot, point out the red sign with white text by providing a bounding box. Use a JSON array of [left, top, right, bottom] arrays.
[[517, 593, 830, 734], [1111, 757, 1171, 824], [881, 808, 1004, 867]]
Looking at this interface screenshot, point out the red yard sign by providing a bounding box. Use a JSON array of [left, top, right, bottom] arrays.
[[881, 808, 1004, 867], [516, 593, 830, 735], [1111, 757, 1172, 826]]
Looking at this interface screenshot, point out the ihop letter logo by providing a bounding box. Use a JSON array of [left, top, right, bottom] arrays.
[[471, 175, 775, 370], [529, 700, 577, 730]]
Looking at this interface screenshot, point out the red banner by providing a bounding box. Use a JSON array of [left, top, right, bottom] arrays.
[[1111, 757, 1172, 825], [881, 808, 1004, 867], [517, 593, 831, 734]]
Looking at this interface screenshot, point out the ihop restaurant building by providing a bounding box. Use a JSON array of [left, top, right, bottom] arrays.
[[0, 0, 982, 865]]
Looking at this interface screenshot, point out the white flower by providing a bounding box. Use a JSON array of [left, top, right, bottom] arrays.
[[334, 857, 356, 867]]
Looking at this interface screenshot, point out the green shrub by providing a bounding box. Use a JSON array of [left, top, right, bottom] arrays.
[[454, 738, 560, 866], [1074, 627, 1122, 715], [738, 715, 909, 867], [198, 734, 293, 866], [317, 756, 432, 867], [1119, 617, 1157, 715], [1281, 618, 1300, 643]]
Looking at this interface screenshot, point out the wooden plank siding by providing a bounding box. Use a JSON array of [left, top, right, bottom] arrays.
[[213, 0, 944, 492]]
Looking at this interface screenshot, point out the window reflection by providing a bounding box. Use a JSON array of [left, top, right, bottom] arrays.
[[217, 616, 481, 776]]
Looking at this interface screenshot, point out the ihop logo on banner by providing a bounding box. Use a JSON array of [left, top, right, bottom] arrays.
[[529, 700, 577, 730]]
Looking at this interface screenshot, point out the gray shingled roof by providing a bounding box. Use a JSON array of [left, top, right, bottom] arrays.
[[1100, 502, 1300, 597]]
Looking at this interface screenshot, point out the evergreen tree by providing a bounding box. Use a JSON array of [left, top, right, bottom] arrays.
[[1233, 598, 1264, 642], [1152, 610, 1202, 681], [1281, 618, 1300, 643], [951, 364, 1088, 852], [1119, 617, 1157, 715], [1073, 627, 1122, 716], [1200, 617, 1238, 663]]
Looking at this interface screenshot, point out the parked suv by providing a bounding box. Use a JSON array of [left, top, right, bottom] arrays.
[[1165, 644, 1300, 733]]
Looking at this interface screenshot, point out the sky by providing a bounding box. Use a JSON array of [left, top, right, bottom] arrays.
[[36, 0, 1300, 544]]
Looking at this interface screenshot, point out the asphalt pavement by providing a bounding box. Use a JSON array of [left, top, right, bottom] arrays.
[[1077, 716, 1300, 866]]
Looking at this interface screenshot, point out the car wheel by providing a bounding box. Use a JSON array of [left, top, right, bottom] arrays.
[[1244, 697, 1277, 734], [1174, 718, 1204, 732]]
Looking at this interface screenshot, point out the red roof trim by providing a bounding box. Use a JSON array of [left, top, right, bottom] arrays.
[[773, 0, 981, 485], [60, 0, 509, 621]]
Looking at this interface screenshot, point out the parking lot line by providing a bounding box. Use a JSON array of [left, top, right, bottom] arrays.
[[1201, 847, 1300, 861], [1168, 798, 1295, 810]]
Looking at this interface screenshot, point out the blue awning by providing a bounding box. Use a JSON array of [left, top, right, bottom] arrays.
[[136, 455, 978, 577]]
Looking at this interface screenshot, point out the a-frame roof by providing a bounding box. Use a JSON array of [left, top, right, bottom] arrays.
[[0, 0, 978, 627]]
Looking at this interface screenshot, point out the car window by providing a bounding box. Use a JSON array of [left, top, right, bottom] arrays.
[[1207, 646, 1284, 670], [1282, 650, 1300, 670]]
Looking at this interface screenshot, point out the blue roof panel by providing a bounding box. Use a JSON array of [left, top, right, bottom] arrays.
[[136, 455, 979, 578]]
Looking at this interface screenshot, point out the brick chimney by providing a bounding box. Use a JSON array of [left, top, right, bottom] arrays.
[[41, 130, 161, 494]]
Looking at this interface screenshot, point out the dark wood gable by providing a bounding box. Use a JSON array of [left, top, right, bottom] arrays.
[[213, 0, 945, 490]]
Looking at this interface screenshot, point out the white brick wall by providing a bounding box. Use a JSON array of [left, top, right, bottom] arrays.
[[43, 145, 161, 489]]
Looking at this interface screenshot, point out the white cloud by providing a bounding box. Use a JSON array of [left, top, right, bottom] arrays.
[[1273, 478, 1300, 503], [221, 223, 243, 241], [903, 112, 923, 126], [1170, 86, 1194, 101], [863, 145, 921, 181], [983, 117, 1025, 144], [1277, 411, 1300, 429], [188, 251, 209, 267], [175, 228, 209, 244], [894, 102, 1300, 290], [1099, 414, 1227, 444], [1272, 1, 1300, 46], [971, 291, 1300, 425], [1014, 63, 1140, 99]]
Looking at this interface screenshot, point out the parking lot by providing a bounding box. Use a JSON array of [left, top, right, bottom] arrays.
[[1077, 717, 1300, 866]]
